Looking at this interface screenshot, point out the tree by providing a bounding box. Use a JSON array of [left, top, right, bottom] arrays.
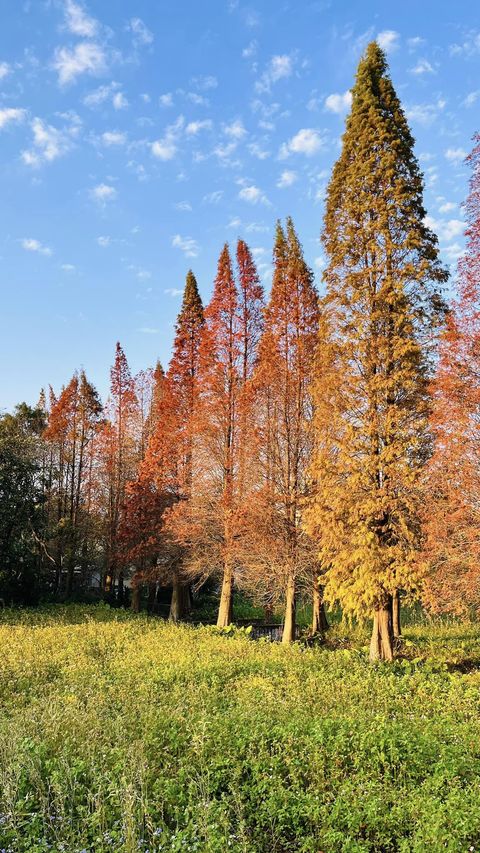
[[43, 372, 102, 596], [246, 219, 319, 643], [305, 42, 448, 661], [142, 271, 204, 619], [102, 343, 138, 598], [0, 405, 46, 603], [421, 135, 480, 616]]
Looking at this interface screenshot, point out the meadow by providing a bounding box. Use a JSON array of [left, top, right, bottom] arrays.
[[1, 606, 480, 853]]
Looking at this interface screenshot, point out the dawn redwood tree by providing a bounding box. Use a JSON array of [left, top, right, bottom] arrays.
[[196, 245, 240, 627], [143, 270, 204, 620], [422, 135, 480, 616], [236, 240, 265, 496], [250, 219, 319, 643], [305, 42, 448, 661], [183, 243, 264, 627], [103, 342, 138, 597]]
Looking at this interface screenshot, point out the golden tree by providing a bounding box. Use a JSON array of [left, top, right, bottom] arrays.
[[305, 42, 447, 661]]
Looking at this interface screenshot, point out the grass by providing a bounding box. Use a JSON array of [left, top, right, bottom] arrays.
[[0, 605, 479, 852]]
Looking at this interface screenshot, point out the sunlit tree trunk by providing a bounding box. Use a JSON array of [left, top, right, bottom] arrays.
[[282, 570, 296, 644], [369, 597, 394, 662]]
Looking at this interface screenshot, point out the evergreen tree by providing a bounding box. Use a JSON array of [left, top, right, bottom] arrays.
[[305, 42, 448, 661]]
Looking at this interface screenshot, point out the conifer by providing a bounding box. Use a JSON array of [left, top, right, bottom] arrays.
[[305, 42, 448, 661]]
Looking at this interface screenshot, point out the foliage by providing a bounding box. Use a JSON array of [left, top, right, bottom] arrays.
[[305, 42, 448, 659], [421, 134, 480, 616], [1, 605, 480, 852], [0, 404, 46, 602]]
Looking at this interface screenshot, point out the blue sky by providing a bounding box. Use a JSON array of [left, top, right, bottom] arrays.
[[1, 0, 479, 411]]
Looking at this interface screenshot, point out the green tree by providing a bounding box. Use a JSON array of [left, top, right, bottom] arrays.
[[305, 42, 448, 661], [0, 404, 46, 602]]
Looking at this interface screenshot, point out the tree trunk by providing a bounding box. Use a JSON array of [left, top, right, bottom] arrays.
[[369, 598, 394, 662], [131, 585, 140, 613], [312, 579, 329, 635], [392, 589, 401, 639], [169, 574, 189, 622], [217, 560, 234, 627], [282, 571, 296, 644], [147, 582, 157, 614]]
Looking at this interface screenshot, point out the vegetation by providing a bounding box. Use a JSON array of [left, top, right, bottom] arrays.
[[1, 604, 480, 852]]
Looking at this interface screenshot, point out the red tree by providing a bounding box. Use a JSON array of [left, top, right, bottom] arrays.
[[422, 135, 480, 615]]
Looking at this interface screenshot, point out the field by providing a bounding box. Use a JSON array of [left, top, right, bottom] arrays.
[[1, 607, 480, 853]]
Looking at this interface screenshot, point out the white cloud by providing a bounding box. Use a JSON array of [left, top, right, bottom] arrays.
[[325, 90, 352, 114], [224, 119, 247, 140], [175, 201, 192, 211], [21, 117, 73, 167], [242, 40, 257, 59], [83, 81, 118, 107], [443, 243, 464, 263], [164, 288, 183, 297], [159, 93, 173, 107], [410, 59, 434, 75], [445, 147, 467, 164], [101, 130, 126, 146], [112, 91, 128, 110], [203, 190, 223, 203], [152, 137, 176, 160], [377, 30, 400, 52], [256, 54, 293, 93], [63, 0, 98, 38], [407, 36, 425, 50], [406, 99, 446, 126], [91, 183, 117, 203], [172, 234, 199, 257], [186, 92, 209, 106], [129, 264, 151, 280], [463, 90, 480, 107], [248, 142, 270, 159], [450, 31, 480, 57], [0, 108, 26, 130], [128, 17, 154, 47], [0, 61, 11, 80], [279, 128, 323, 158], [97, 235, 111, 247], [138, 327, 159, 334], [238, 183, 270, 205], [425, 214, 465, 242], [21, 238, 52, 256], [152, 116, 184, 160], [61, 263, 76, 272], [213, 140, 238, 163], [53, 41, 106, 86], [438, 201, 457, 213], [277, 169, 297, 188], [191, 75, 217, 90], [185, 119, 212, 135]]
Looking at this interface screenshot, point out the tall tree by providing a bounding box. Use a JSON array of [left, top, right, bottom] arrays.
[[421, 135, 480, 616], [103, 343, 138, 598], [305, 42, 448, 661], [247, 219, 319, 643], [142, 271, 204, 619]]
